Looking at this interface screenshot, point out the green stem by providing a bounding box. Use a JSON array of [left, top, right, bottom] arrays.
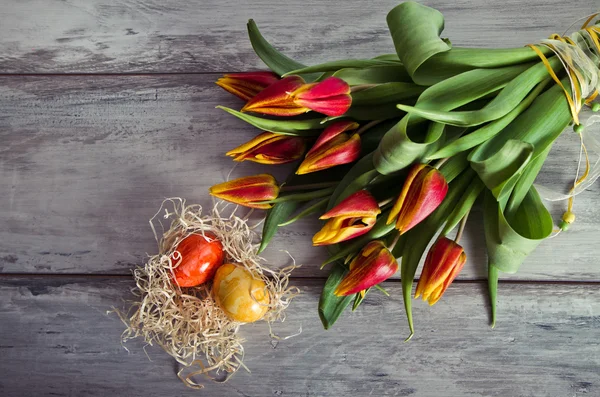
[[454, 212, 469, 243], [377, 196, 395, 208], [356, 120, 385, 136], [488, 264, 499, 328], [388, 231, 401, 251], [432, 157, 449, 169], [278, 197, 329, 226], [374, 284, 390, 296], [280, 182, 337, 192], [263, 186, 336, 204], [402, 274, 414, 342], [350, 84, 379, 93]]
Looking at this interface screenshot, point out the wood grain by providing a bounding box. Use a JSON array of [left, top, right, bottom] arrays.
[[1, 75, 598, 279], [0, 0, 596, 73], [0, 276, 598, 397]]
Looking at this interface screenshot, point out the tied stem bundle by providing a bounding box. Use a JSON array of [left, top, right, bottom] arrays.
[[212, 2, 600, 338]]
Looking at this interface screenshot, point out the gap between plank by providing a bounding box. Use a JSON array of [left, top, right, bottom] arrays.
[[0, 72, 232, 77], [0, 273, 599, 285]]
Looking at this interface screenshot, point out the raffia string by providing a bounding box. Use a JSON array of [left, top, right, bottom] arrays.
[[113, 198, 300, 389], [526, 14, 600, 230]]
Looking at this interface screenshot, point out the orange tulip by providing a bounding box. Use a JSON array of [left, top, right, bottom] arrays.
[[215, 71, 279, 101], [334, 240, 398, 296], [226, 132, 306, 164], [241, 76, 351, 117], [415, 237, 466, 305], [312, 190, 381, 246], [296, 121, 361, 175], [387, 164, 448, 234], [209, 174, 279, 209]]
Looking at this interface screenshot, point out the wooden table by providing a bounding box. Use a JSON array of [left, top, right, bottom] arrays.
[[1, 1, 599, 396]]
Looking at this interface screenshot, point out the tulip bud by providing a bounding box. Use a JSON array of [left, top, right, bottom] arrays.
[[415, 237, 466, 305], [291, 77, 352, 117], [297, 121, 361, 175], [209, 174, 279, 209], [215, 71, 280, 101], [334, 240, 399, 296], [312, 190, 381, 246], [226, 132, 306, 164], [241, 76, 351, 117], [387, 164, 448, 234]]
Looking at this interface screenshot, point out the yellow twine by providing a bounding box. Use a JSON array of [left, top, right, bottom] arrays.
[[528, 16, 600, 230]]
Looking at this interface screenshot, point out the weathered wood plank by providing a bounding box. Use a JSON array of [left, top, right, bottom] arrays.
[[1, 75, 598, 279], [0, 277, 598, 397], [0, 0, 596, 73]]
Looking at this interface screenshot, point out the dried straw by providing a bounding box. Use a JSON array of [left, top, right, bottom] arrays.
[[114, 198, 299, 389]]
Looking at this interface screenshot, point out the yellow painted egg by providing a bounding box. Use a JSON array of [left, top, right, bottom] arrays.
[[212, 263, 270, 323]]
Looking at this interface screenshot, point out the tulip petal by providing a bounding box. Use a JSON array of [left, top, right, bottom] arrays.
[[293, 77, 351, 100], [290, 77, 352, 117], [334, 241, 398, 296], [209, 174, 279, 209], [294, 94, 352, 117], [242, 75, 307, 116], [216, 71, 280, 101], [226, 132, 276, 157], [397, 169, 448, 232], [227, 132, 306, 164], [307, 120, 359, 156], [415, 237, 466, 305], [387, 164, 426, 225], [320, 190, 381, 219], [297, 134, 361, 174], [387, 164, 448, 234], [312, 216, 376, 246]]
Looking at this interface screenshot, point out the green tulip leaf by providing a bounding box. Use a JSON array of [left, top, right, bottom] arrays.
[[469, 139, 534, 202], [428, 78, 550, 159], [284, 59, 400, 76], [319, 263, 354, 329], [372, 54, 400, 61], [441, 176, 485, 236], [438, 151, 470, 183], [333, 65, 412, 85], [396, 60, 557, 127], [258, 201, 299, 253], [386, 1, 451, 83], [469, 80, 572, 202], [217, 106, 326, 136], [247, 19, 320, 81], [483, 187, 553, 275], [485, 147, 552, 327], [385, 2, 550, 85], [351, 82, 425, 106], [374, 63, 531, 175]]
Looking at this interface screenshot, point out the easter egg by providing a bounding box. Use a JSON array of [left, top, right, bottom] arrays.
[[212, 263, 270, 322], [171, 233, 224, 287]]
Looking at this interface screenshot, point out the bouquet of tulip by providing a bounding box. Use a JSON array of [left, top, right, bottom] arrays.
[[210, 1, 600, 338]]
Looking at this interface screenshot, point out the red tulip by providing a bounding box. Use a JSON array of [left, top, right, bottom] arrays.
[[415, 237, 466, 305], [386, 164, 448, 234], [334, 240, 398, 296], [241, 76, 351, 117], [208, 174, 279, 209], [296, 121, 361, 175], [226, 132, 306, 164], [292, 77, 352, 116], [312, 190, 381, 246], [215, 71, 280, 101]]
